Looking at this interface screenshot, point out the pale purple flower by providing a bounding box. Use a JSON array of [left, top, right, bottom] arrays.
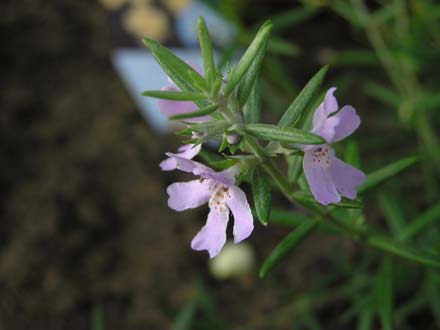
[[165, 155, 254, 258], [302, 87, 366, 205], [159, 143, 201, 171], [158, 63, 210, 123]]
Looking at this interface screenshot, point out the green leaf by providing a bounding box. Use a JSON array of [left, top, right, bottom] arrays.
[[245, 123, 325, 144], [269, 6, 318, 32], [277, 65, 328, 128], [286, 154, 302, 183], [190, 119, 229, 137], [363, 81, 400, 108], [224, 20, 272, 95], [358, 156, 418, 193], [208, 159, 239, 171], [243, 79, 260, 124], [142, 90, 207, 101], [375, 257, 393, 330], [260, 219, 318, 278], [252, 167, 272, 225], [91, 305, 104, 330], [237, 39, 267, 106], [169, 104, 218, 120], [143, 38, 207, 93], [398, 202, 440, 241], [357, 307, 374, 330], [266, 37, 300, 57], [367, 236, 440, 268], [197, 17, 216, 88], [172, 299, 197, 330], [344, 140, 361, 168], [292, 191, 363, 209], [268, 208, 339, 234], [379, 193, 406, 237], [427, 271, 440, 327]]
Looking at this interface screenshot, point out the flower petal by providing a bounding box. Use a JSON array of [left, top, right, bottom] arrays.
[[330, 156, 366, 200], [159, 157, 177, 171], [160, 144, 201, 171], [165, 154, 214, 175], [312, 87, 338, 128], [332, 105, 361, 143], [191, 206, 229, 258], [226, 186, 254, 243], [311, 115, 340, 143], [303, 149, 340, 205], [167, 179, 211, 211]]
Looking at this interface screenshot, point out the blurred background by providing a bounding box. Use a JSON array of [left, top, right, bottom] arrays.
[[1, 0, 439, 329]]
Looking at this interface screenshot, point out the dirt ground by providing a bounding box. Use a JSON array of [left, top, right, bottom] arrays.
[[0, 1, 361, 329]]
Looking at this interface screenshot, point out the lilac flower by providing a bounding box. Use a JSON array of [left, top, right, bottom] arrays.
[[302, 87, 366, 205], [159, 143, 201, 171], [165, 155, 254, 258]]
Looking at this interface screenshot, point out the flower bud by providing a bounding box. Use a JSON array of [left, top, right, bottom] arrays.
[[208, 242, 255, 280], [226, 133, 240, 145]]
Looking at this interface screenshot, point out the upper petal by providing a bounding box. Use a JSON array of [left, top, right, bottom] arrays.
[[330, 156, 366, 200], [323, 87, 338, 115], [165, 154, 214, 175], [159, 157, 177, 171], [167, 179, 211, 211], [311, 115, 340, 143], [177, 143, 202, 160], [226, 185, 254, 243], [303, 149, 341, 205], [191, 206, 229, 258], [312, 87, 338, 129], [160, 144, 201, 171], [331, 105, 361, 143]]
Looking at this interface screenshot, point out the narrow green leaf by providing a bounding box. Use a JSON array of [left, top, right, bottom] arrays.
[[292, 191, 363, 209], [379, 193, 406, 237], [427, 271, 440, 327], [224, 20, 272, 95], [197, 17, 215, 87], [363, 81, 400, 108], [252, 167, 272, 225], [172, 300, 197, 330], [287, 154, 302, 183], [143, 38, 206, 93], [327, 49, 379, 67], [268, 208, 339, 234], [245, 123, 325, 144], [358, 156, 418, 193], [243, 79, 260, 124], [344, 140, 361, 168], [142, 90, 206, 101], [190, 120, 229, 137], [357, 307, 374, 330], [367, 236, 440, 268], [375, 257, 393, 330], [259, 220, 318, 278], [237, 40, 267, 106], [91, 305, 104, 330], [277, 65, 328, 128], [208, 159, 239, 171], [169, 104, 218, 120], [266, 37, 300, 57], [398, 202, 440, 241], [269, 6, 318, 32]]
